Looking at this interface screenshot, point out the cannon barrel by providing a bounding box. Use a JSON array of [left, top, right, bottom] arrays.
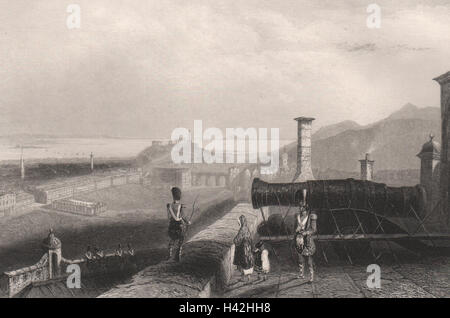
[[251, 178, 426, 218]]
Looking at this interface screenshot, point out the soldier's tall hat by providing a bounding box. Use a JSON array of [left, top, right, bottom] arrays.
[[171, 187, 182, 201]]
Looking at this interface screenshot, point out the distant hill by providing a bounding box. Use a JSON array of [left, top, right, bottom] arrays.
[[313, 120, 362, 141], [385, 103, 439, 122], [284, 103, 440, 173], [137, 142, 205, 166]]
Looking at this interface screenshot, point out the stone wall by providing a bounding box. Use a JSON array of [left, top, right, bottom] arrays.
[[99, 203, 267, 298], [0, 254, 49, 297], [1, 249, 137, 297]]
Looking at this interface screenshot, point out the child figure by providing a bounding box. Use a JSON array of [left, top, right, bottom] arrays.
[[253, 240, 270, 281]]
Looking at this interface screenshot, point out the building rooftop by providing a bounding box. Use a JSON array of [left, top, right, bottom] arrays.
[[42, 229, 62, 250], [433, 71, 450, 85], [417, 134, 441, 157], [359, 153, 374, 163], [294, 116, 315, 122]]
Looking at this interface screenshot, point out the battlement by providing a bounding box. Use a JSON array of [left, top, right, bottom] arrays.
[[0, 233, 136, 298]]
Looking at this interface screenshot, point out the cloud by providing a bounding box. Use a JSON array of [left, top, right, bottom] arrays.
[[338, 43, 378, 52], [0, 0, 449, 138]]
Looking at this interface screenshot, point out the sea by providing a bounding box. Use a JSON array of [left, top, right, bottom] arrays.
[[0, 136, 157, 162], [0, 136, 294, 162]]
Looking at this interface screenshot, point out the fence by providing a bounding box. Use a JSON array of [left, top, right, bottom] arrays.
[[52, 199, 107, 216], [34, 172, 142, 204], [0, 193, 15, 217]]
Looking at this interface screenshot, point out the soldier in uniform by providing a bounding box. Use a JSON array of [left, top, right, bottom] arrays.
[[293, 190, 317, 282], [167, 187, 190, 262]]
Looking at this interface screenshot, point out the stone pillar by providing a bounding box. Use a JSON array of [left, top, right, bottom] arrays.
[[293, 117, 315, 182], [359, 153, 375, 181], [433, 71, 450, 224]]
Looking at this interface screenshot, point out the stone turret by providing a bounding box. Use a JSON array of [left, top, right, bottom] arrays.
[[417, 134, 441, 216], [42, 229, 62, 279]]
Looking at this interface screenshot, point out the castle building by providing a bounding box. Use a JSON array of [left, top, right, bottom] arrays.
[[152, 140, 163, 147], [153, 166, 192, 189]]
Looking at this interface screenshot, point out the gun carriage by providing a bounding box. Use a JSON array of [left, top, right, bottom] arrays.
[[251, 178, 448, 263]]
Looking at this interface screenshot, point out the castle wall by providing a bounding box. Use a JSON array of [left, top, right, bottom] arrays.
[[98, 203, 267, 298], [1, 254, 49, 297]]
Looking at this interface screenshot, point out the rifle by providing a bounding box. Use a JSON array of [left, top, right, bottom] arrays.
[[184, 194, 200, 236]]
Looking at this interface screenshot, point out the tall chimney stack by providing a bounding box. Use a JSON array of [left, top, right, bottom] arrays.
[[20, 146, 25, 180], [433, 71, 450, 224], [292, 117, 315, 182], [359, 153, 374, 181]]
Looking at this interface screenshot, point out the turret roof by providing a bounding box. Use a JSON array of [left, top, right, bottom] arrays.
[[417, 134, 441, 157], [42, 229, 61, 250]]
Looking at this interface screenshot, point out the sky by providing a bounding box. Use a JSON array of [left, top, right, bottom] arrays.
[[0, 0, 449, 140]]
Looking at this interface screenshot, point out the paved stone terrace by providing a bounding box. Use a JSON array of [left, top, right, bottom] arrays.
[[221, 242, 450, 298]]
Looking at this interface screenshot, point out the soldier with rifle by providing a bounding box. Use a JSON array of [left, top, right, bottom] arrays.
[[293, 189, 317, 282], [167, 187, 192, 262]]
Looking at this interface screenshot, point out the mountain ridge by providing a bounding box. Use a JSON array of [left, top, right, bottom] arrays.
[[293, 103, 441, 172]]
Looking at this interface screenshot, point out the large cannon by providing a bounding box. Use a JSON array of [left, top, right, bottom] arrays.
[[251, 178, 443, 262], [251, 178, 427, 218]]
